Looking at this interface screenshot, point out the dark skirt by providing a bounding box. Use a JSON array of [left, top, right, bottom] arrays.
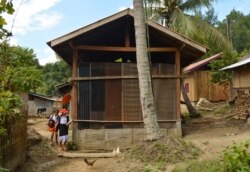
[[59, 124, 68, 136]]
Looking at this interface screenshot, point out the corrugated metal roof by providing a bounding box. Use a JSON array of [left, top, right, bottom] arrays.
[[183, 52, 222, 73], [221, 57, 250, 70], [29, 93, 56, 101]]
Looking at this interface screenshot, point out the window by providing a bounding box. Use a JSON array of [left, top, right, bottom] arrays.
[[185, 83, 189, 93]]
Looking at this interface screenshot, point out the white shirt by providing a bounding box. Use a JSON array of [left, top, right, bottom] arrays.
[[60, 116, 68, 125]]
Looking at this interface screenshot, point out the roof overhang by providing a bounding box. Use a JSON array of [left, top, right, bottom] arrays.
[[221, 57, 250, 70], [183, 52, 222, 73], [47, 8, 207, 67]]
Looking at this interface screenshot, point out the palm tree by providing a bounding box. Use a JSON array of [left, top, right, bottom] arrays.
[[146, 0, 231, 53], [133, 0, 161, 140], [146, 0, 233, 118]]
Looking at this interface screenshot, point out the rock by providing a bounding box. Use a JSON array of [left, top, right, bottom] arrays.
[[27, 128, 42, 147]]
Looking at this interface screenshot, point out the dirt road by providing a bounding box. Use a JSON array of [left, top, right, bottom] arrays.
[[18, 117, 250, 172]]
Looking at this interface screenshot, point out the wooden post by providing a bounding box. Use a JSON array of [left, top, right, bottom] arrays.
[[71, 48, 78, 120], [175, 50, 182, 136], [175, 51, 180, 120]]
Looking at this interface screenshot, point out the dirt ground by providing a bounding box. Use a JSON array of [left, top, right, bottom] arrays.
[[17, 105, 250, 172]]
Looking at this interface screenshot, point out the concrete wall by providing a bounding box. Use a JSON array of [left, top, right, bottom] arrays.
[[28, 97, 53, 117], [0, 117, 27, 171], [72, 121, 182, 151]]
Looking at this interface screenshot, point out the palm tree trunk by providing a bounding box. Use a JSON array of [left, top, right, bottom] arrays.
[[133, 0, 161, 140], [181, 78, 200, 118]]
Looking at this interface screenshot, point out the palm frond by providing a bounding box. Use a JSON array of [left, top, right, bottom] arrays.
[[191, 17, 231, 51], [169, 8, 197, 36], [180, 0, 216, 12]]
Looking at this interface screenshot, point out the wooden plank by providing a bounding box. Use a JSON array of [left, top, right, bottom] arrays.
[[176, 51, 181, 120], [58, 151, 119, 158], [73, 119, 177, 123], [105, 65, 122, 121], [75, 45, 178, 52], [71, 75, 181, 81]]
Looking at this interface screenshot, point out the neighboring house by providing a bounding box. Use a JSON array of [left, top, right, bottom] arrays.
[[222, 54, 250, 96], [56, 82, 71, 95], [183, 52, 230, 102], [47, 9, 207, 150], [48, 95, 62, 110], [21, 93, 59, 117]]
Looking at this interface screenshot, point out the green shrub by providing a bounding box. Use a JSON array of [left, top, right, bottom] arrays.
[[66, 141, 78, 151], [222, 141, 250, 172]]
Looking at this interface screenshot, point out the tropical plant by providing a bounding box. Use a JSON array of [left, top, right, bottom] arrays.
[[0, 42, 43, 93], [145, 0, 237, 116], [0, 0, 14, 39], [0, 42, 42, 136], [222, 141, 250, 172], [133, 0, 161, 140]]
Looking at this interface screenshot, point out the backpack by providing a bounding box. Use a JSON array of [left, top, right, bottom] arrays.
[[48, 116, 55, 128]]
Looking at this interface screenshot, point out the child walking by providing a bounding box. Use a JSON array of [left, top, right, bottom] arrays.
[[58, 108, 71, 151], [48, 109, 60, 145]]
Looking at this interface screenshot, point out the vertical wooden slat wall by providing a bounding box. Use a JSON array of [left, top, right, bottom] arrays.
[[196, 71, 230, 102], [105, 63, 122, 128], [122, 63, 142, 123], [78, 63, 91, 129], [78, 62, 177, 129], [154, 64, 176, 120], [90, 63, 105, 128]]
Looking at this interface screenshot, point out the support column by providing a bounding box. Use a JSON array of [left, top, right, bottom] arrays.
[[71, 48, 78, 120], [71, 48, 79, 142], [175, 51, 182, 136]]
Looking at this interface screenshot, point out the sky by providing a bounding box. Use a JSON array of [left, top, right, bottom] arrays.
[[4, 0, 250, 65]]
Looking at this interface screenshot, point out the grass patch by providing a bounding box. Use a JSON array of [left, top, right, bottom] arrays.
[[173, 159, 224, 172]]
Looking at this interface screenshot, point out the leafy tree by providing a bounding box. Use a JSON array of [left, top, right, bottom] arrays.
[[0, 42, 43, 135], [39, 59, 71, 95], [133, 0, 161, 140], [217, 10, 250, 53], [0, 42, 43, 93], [0, 0, 14, 38]]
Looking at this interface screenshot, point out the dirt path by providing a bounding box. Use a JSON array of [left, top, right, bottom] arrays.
[[19, 117, 250, 172], [183, 121, 250, 160]]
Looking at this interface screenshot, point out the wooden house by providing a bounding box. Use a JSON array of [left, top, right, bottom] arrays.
[[183, 53, 230, 102], [222, 55, 250, 96], [47, 9, 207, 150]]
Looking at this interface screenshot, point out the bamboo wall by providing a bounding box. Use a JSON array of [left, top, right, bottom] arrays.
[[184, 71, 230, 102], [77, 62, 177, 129]]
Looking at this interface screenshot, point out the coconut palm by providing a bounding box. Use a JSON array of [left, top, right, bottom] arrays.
[[133, 0, 161, 140], [146, 0, 234, 118], [146, 0, 231, 53]]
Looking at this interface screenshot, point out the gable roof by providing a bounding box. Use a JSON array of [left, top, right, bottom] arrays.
[[183, 52, 222, 73], [47, 8, 207, 66], [221, 55, 250, 70], [29, 93, 55, 101]]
